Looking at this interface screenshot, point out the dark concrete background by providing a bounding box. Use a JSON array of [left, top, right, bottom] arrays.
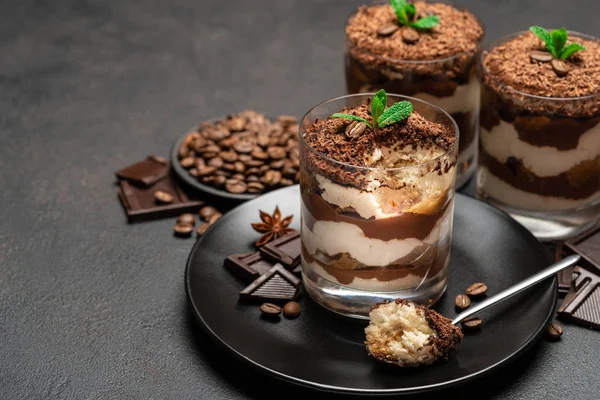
[[1, 0, 599, 398]]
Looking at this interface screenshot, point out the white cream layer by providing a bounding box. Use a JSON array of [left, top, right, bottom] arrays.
[[478, 167, 600, 211], [480, 120, 600, 177], [359, 74, 480, 115]]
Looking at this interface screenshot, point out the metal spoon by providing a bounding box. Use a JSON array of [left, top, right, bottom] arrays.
[[452, 254, 581, 325]]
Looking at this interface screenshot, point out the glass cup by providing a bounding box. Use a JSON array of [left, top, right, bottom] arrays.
[[344, 2, 483, 188], [299, 94, 459, 318], [477, 31, 600, 241]]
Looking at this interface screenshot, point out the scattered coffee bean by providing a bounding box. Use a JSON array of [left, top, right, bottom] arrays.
[[377, 23, 399, 37], [207, 212, 223, 225], [530, 50, 553, 63], [260, 302, 282, 317], [551, 59, 570, 77], [196, 222, 211, 236], [199, 206, 218, 221], [545, 323, 563, 341], [247, 182, 265, 193], [461, 317, 482, 331], [283, 301, 301, 319], [345, 121, 367, 138], [465, 282, 488, 297], [173, 223, 194, 237], [225, 179, 248, 194], [402, 28, 419, 44], [455, 294, 471, 310], [177, 213, 196, 226], [154, 190, 174, 204]]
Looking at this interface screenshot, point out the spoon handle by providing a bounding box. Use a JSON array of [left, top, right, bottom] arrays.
[[452, 254, 581, 325]]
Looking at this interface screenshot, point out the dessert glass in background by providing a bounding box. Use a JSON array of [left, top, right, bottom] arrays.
[[478, 31, 600, 241], [344, 1, 484, 188], [299, 94, 458, 318]]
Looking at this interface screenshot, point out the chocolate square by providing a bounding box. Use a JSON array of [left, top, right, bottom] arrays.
[[239, 264, 301, 304], [259, 231, 301, 269], [558, 266, 600, 330], [565, 226, 600, 275], [224, 252, 276, 283], [554, 242, 575, 296], [115, 155, 169, 187]]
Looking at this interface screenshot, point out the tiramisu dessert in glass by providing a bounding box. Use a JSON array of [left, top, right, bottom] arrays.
[[344, 0, 483, 187], [478, 27, 600, 240], [300, 90, 458, 318]]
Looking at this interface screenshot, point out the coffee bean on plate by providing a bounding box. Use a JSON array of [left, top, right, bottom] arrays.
[[196, 222, 211, 236], [461, 317, 482, 331], [199, 206, 218, 221], [246, 175, 260, 183], [465, 282, 488, 297], [377, 23, 399, 37], [245, 167, 260, 176], [213, 175, 227, 187], [283, 301, 301, 319], [180, 157, 196, 168], [188, 168, 199, 177], [234, 161, 246, 173], [247, 182, 265, 193], [260, 302, 282, 318], [173, 223, 194, 237], [455, 294, 471, 309], [220, 151, 238, 163], [207, 212, 222, 225], [177, 213, 196, 226], [154, 190, 174, 204], [545, 323, 563, 341], [208, 157, 224, 168], [225, 179, 247, 194]]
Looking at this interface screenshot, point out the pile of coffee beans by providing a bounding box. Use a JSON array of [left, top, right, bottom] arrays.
[[178, 111, 300, 195]]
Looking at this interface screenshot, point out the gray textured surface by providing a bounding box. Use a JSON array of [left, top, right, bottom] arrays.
[[1, 0, 599, 398]]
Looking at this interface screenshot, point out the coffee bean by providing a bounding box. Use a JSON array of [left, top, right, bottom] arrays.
[[208, 157, 224, 168], [283, 301, 301, 319], [220, 151, 238, 163], [455, 294, 471, 310], [247, 181, 265, 193], [238, 154, 252, 163], [234, 161, 246, 173], [280, 178, 295, 186], [465, 282, 488, 297], [257, 135, 270, 148], [377, 23, 399, 37], [177, 213, 196, 226], [179, 157, 195, 169], [259, 165, 270, 174], [188, 168, 199, 177], [551, 59, 570, 77], [260, 303, 281, 317], [195, 158, 207, 169], [269, 160, 285, 170], [219, 137, 236, 149], [245, 167, 261, 176], [214, 170, 231, 177], [202, 144, 221, 154], [530, 50, 553, 63], [233, 141, 253, 154], [345, 121, 367, 138], [278, 115, 297, 126], [173, 223, 194, 237], [251, 149, 269, 160], [225, 179, 247, 194], [199, 206, 218, 221], [402, 27, 419, 44], [231, 173, 245, 181], [244, 159, 264, 168], [246, 175, 260, 183], [227, 117, 246, 132], [213, 175, 227, 187], [461, 317, 482, 331], [196, 222, 211, 236], [201, 176, 213, 184], [262, 170, 282, 186], [545, 323, 563, 341], [268, 146, 287, 160], [207, 212, 222, 225], [154, 190, 174, 204], [178, 144, 190, 159], [149, 155, 168, 164], [197, 166, 217, 177]]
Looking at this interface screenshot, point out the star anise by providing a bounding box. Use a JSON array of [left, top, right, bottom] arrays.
[[251, 206, 295, 247]]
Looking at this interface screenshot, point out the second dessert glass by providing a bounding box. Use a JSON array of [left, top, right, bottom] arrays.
[[300, 94, 458, 318]]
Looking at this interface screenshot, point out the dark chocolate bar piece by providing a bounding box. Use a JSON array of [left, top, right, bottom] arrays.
[[554, 242, 574, 296], [118, 176, 204, 222], [115, 155, 169, 187], [224, 252, 275, 283], [558, 266, 600, 330], [239, 264, 300, 304], [259, 231, 301, 269], [565, 226, 600, 275], [292, 264, 302, 278]]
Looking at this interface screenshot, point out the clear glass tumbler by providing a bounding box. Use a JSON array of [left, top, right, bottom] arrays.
[[299, 94, 459, 318], [477, 31, 600, 241]]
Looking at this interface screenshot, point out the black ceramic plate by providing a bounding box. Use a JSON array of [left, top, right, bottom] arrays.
[[185, 186, 556, 395]]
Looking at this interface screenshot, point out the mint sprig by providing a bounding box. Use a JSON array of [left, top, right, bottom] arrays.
[[330, 89, 413, 131], [390, 0, 439, 30], [529, 26, 586, 59]]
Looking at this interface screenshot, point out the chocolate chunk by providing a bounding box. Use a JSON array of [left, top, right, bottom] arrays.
[[564, 227, 600, 274], [558, 266, 600, 330], [555, 242, 575, 296], [118, 177, 204, 223], [377, 23, 399, 37], [259, 231, 301, 269], [115, 155, 169, 187], [292, 264, 302, 277], [224, 252, 276, 283], [530, 50, 553, 63], [239, 264, 301, 303]]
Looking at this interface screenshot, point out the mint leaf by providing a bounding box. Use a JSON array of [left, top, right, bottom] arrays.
[[411, 15, 439, 30], [371, 90, 387, 130], [390, 0, 409, 25], [405, 4, 416, 22], [330, 113, 373, 129], [378, 101, 413, 128], [551, 28, 568, 54], [530, 26, 556, 57], [559, 42, 586, 59]]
